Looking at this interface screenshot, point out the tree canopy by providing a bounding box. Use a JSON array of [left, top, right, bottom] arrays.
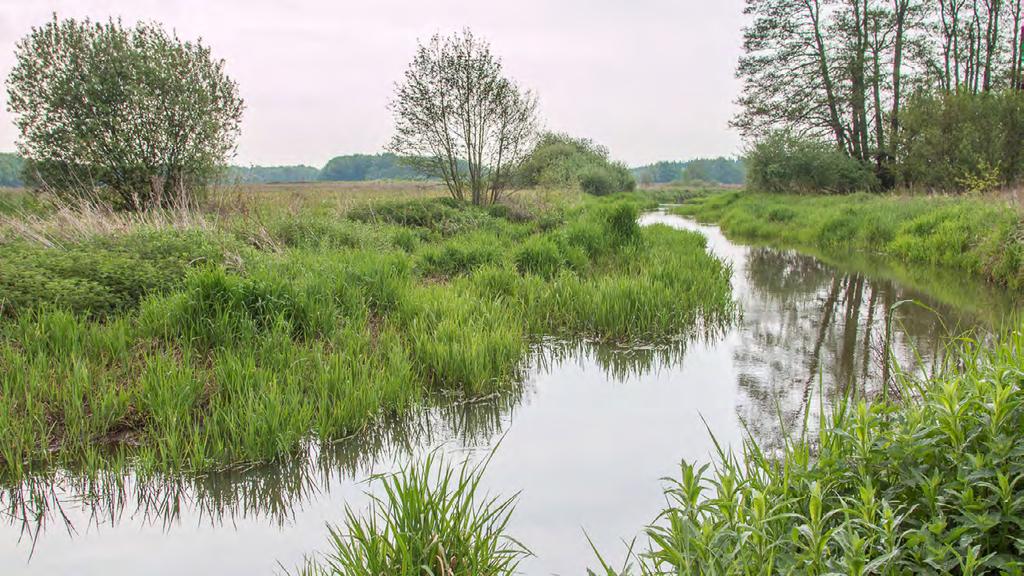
[[389, 29, 539, 205], [737, 0, 1024, 191], [319, 153, 427, 181], [6, 16, 244, 209]]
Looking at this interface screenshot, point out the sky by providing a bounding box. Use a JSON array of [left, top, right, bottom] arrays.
[[0, 0, 746, 168]]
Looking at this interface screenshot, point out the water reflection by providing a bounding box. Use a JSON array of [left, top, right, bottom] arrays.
[[2, 339, 712, 548]]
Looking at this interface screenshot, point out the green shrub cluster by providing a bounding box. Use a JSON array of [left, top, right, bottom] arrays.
[[514, 132, 636, 195], [898, 90, 1024, 191], [746, 132, 879, 194]]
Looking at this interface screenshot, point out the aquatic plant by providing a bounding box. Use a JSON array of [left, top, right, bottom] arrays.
[[296, 452, 529, 576]]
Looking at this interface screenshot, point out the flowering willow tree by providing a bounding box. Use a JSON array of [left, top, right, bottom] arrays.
[[6, 16, 244, 210], [389, 30, 539, 206]]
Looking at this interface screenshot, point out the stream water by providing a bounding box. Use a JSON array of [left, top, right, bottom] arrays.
[[1, 212, 1016, 575]]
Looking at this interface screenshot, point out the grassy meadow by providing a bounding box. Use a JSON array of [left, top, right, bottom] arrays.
[[673, 191, 1024, 290], [0, 182, 735, 484]]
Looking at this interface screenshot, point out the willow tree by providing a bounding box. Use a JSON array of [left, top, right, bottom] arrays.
[[388, 30, 538, 206], [6, 16, 244, 210]]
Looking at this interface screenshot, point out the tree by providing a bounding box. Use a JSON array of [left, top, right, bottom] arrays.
[[388, 30, 538, 206], [6, 16, 244, 210]]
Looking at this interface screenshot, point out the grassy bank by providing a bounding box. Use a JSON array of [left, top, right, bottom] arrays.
[[0, 186, 734, 483], [673, 192, 1024, 291]]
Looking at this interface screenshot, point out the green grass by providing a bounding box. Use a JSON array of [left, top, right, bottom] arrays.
[[295, 452, 529, 576], [591, 324, 1024, 575], [0, 193, 734, 483], [673, 192, 1024, 290]]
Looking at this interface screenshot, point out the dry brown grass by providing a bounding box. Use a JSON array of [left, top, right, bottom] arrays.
[[207, 180, 449, 217]]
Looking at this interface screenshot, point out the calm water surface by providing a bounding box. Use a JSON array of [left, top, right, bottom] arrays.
[[2, 212, 1015, 575]]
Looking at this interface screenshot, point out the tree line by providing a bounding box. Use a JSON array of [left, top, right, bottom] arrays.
[[632, 158, 747, 186], [738, 0, 1024, 192]]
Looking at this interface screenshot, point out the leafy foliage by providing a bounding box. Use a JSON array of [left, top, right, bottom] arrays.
[[6, 16, 243, 209], [746, 132, 879, 194], [515, 132, 635, 195], [389, 29, 538, 205], [319, 153, 428, 181], [228, 164, 320, 184], [898, 90, 1024, 191], [0, 153, 23, 187]]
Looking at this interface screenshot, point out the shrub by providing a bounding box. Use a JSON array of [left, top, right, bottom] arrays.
[[898, 90, 1024, 191], [747, 131, 878, 194]]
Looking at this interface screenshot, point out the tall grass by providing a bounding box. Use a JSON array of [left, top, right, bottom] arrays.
[[0, 192, 736, 482], [673, 191, 1024, 290], [296, 452, 529, 576], [592, 325, 1024, 575]]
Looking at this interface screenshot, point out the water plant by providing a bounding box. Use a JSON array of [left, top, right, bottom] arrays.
[[0, 193, 736, 482], [295, 452, 529, 576]]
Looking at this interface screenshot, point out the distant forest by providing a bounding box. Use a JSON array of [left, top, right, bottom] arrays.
[[0, 153, 24, 187], [632, 157, 746, 185], [3, 152, 745, 187], [231, 153, 428, 183]]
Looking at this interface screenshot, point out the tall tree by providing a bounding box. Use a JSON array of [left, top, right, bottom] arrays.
[[734, 0, 848, 150], [388, 30, 538, 206]]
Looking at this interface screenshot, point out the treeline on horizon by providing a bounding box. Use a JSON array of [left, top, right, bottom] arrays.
[[2, 150, 747, 188], [631, 157, 746, 186], [740, 0, 1024, 194]]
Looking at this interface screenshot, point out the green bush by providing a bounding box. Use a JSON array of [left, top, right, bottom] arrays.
[[747, 131, 878, 194], [514, 132, 636, 194], [898, 90, 1024, 191]]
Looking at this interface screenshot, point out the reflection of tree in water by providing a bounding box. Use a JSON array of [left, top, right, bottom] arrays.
[[735, 247, 984, 452]]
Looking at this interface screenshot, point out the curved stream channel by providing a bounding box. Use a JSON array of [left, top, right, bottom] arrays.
[[2, 212, 1017, 575]]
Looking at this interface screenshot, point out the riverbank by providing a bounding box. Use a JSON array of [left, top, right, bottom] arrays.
[[672, 191, 1024, 291], [0, 187, 734, 483]]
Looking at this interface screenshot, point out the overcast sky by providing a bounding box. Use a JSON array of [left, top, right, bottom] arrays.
[[0, 0, 745, 168]]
